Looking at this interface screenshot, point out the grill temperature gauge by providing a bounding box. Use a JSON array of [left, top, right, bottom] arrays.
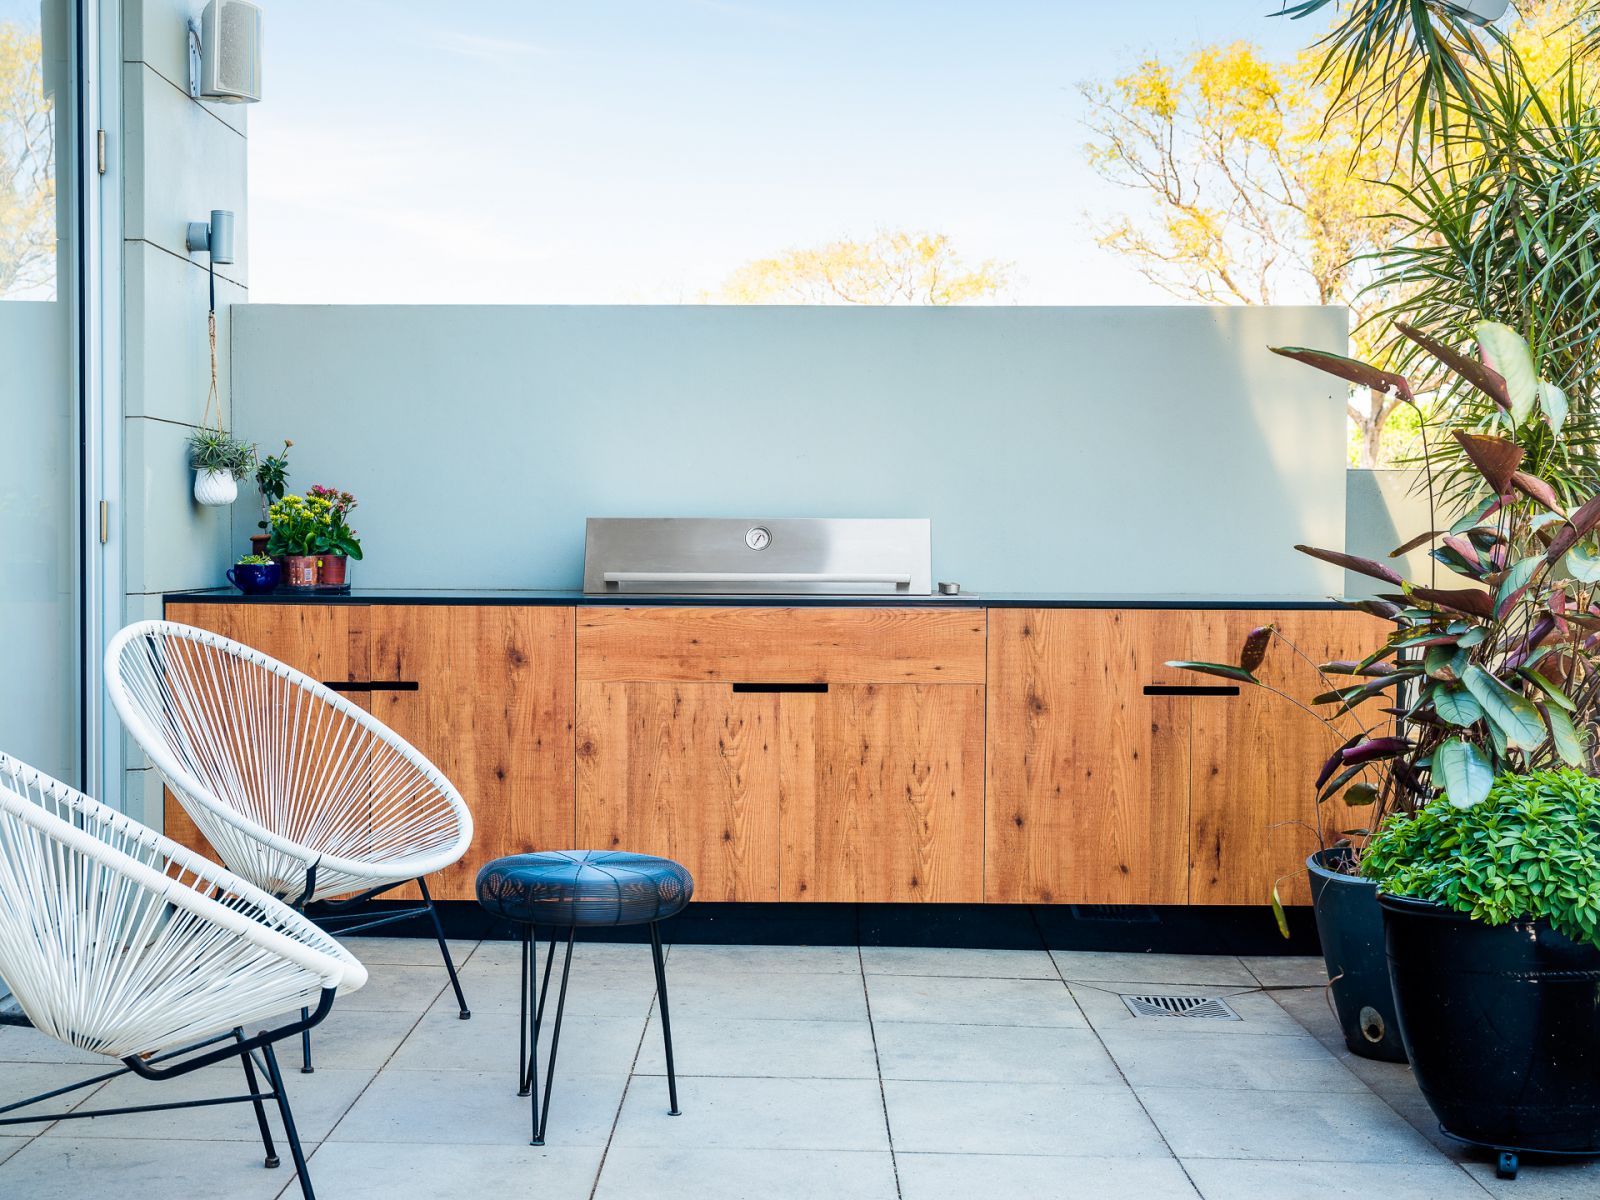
[[745, 526, 771, 551]]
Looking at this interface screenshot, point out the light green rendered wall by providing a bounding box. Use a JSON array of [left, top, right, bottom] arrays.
[[120, 0, 248, 824], [229, 304, 1352, 597]]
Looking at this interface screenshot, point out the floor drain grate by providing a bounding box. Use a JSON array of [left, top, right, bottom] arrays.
[[1121, 994, 1242, 1021], [1069, 904, 1160, 923]]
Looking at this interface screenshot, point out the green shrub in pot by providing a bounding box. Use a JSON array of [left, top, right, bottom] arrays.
[[1364, 770, 1600, 947]]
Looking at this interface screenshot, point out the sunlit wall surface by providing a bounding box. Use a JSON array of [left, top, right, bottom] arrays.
[[0, 0, 78, 784]]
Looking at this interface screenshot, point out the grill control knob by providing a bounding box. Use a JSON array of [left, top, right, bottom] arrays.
[[745, 526, 771, 551]]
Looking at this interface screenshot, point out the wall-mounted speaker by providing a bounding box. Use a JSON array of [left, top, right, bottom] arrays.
[[189, 0, 262, 104]]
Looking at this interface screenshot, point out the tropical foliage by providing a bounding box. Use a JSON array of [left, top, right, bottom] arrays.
[[718, 231, 1010, 306], [1363, 768, 1600, 947], [254, 439, 292, 532], [1171, 322, 1596, 845]]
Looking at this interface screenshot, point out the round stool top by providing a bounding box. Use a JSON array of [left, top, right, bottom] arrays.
[[476, 850, 694, 928]]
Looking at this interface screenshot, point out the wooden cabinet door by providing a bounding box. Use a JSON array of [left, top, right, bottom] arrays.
[[985, 608, 1197, 905], [780, 683, 984, 903], [161, 603, 369, 859], [576, 681, 781, 902], [1187, 608, 1379, 905], [368, 605, 576, 901]]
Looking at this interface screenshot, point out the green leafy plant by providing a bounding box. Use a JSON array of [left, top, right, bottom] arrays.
[[1363, 768, 1600, 947], [1170, 321, 1598, 922], [254, 439, 292, 532], [187, 427, 254, 480], [266, 487, 364, 560], [235, 553, 274, 566]]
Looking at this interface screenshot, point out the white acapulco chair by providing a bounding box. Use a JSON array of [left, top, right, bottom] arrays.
[[105, 619, 475, 1071], [0, 752, 365, 1200]]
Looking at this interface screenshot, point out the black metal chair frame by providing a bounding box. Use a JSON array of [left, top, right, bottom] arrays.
[[292, 868, 470, 1073], [517, 920, 679, 1145], [0, 988, 336, 1200]]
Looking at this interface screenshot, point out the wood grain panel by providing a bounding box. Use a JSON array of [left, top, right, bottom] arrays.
[[576, 682, 781, 901], [576, 606, 985, 685], [779, 684, 984, 903], [985, 608, 1196, 905], [368, 605, 576, 901], [1187, 608, 1381, 905], [160, 603, 370, 861]]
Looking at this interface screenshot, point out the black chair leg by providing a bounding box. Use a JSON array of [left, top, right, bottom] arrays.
[[234, 1029, 280, 1168], [300, 1009, 313, 1074], [528, 925, 575, 1146], [419, 877, 470, 1019], [648, 921, 681, 1116], [261, 1040, 317, 1200]]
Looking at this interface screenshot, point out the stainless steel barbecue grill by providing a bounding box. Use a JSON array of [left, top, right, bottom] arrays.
[[581, 518, 933, 596]]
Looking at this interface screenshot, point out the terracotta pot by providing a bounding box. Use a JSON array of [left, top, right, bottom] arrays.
[[318, 555, 348, 587], [249, 533, 270, 558], [282, 555, 319, 587]]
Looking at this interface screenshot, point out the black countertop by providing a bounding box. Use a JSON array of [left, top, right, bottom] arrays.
[[165, 588, 1349, 611]]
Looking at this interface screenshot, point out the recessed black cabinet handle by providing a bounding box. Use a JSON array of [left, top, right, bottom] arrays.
[[324, 681, 420, 693], [731, 682, 829, 694], [1143, 684, 1240, 697]]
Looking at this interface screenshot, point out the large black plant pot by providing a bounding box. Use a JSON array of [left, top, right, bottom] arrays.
[[1381, 892, 1600, 1172], [1306, 850, 1406, 1062]]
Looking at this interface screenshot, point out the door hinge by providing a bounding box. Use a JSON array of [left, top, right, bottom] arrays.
[[98, 500, 109, 544], [96, 130, 107, 175]]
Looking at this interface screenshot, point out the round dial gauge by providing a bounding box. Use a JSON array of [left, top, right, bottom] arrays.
[[745, 526, 772, 551]]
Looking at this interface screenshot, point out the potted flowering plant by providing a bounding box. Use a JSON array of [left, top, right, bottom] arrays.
[[307, 485, 362, 587], [266, 487, 363, 588], [251, 439, 292, 556]]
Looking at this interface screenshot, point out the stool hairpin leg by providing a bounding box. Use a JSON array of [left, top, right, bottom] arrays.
[[648, 920, 681, 1116], [528, 925, 576, 1146]]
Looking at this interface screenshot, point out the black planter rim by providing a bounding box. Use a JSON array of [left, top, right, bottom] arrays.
[[1306, 848, 1372, 883]]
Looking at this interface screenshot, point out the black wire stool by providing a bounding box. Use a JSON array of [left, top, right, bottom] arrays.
[[476, 850, 693, 1145]]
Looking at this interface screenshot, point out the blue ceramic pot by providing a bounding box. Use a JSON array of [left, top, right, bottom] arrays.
[[227, 561, 281, 595]]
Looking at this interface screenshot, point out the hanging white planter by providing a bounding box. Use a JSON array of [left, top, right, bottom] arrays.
[[194, 468, 238, 507]]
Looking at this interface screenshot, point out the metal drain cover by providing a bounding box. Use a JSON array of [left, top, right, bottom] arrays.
[[1120, 994, 1242, 1021]]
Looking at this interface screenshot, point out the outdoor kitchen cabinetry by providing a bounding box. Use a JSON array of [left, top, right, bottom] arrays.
[[985, 607, 1376, 906], [162, 602, 576, 901], [574, 606, 987, 903]]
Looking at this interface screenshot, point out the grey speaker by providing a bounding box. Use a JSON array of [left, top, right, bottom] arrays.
[[192, 0, 262, 104]]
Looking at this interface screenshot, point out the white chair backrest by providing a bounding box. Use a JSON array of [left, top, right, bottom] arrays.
[[0, 753, 363, 1059], [105, 620, 472, 898]]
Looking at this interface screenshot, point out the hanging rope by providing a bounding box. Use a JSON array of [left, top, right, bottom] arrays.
[[201, 256, 222, 432]]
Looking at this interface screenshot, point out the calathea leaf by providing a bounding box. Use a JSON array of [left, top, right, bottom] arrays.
[[1461, 665, 1546, 751], [1343, 782, 1379, 807], [1564, 541, 1600, 583], [1543, 704, 1585, 768], [1433, 738, 1493, 809], [1396, 322, 1511, 413], [1294, 545, 1404, 586], [1164, 661, 1256, 684], [1423, 645, 1466, 681], [1518, 667, 1576, 712], [1545, 493, 1600, 563], [1433, 685, 1484, 727], [1239, 626, 1274, 673], [1475, 322, 1539, 425], [1341, 736, 1412, 764], [1538, 378, 1568, 435], [1510, 470, 1561, 512], [1494, 555, 1542, 617], [1451, 430, 1524, 495], [1269, 347, 1412, 400]]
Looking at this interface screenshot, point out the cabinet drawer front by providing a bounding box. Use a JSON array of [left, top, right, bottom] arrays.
[[577, 606, 986, 684]]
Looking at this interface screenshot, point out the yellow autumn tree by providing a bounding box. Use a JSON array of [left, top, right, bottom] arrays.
[[718, 231, 1011, 306], [0, 20, 54, 298], [1081, 1, 1590, 467]]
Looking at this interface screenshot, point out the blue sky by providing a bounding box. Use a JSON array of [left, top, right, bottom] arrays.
[[249, 2, 1320, 304]]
